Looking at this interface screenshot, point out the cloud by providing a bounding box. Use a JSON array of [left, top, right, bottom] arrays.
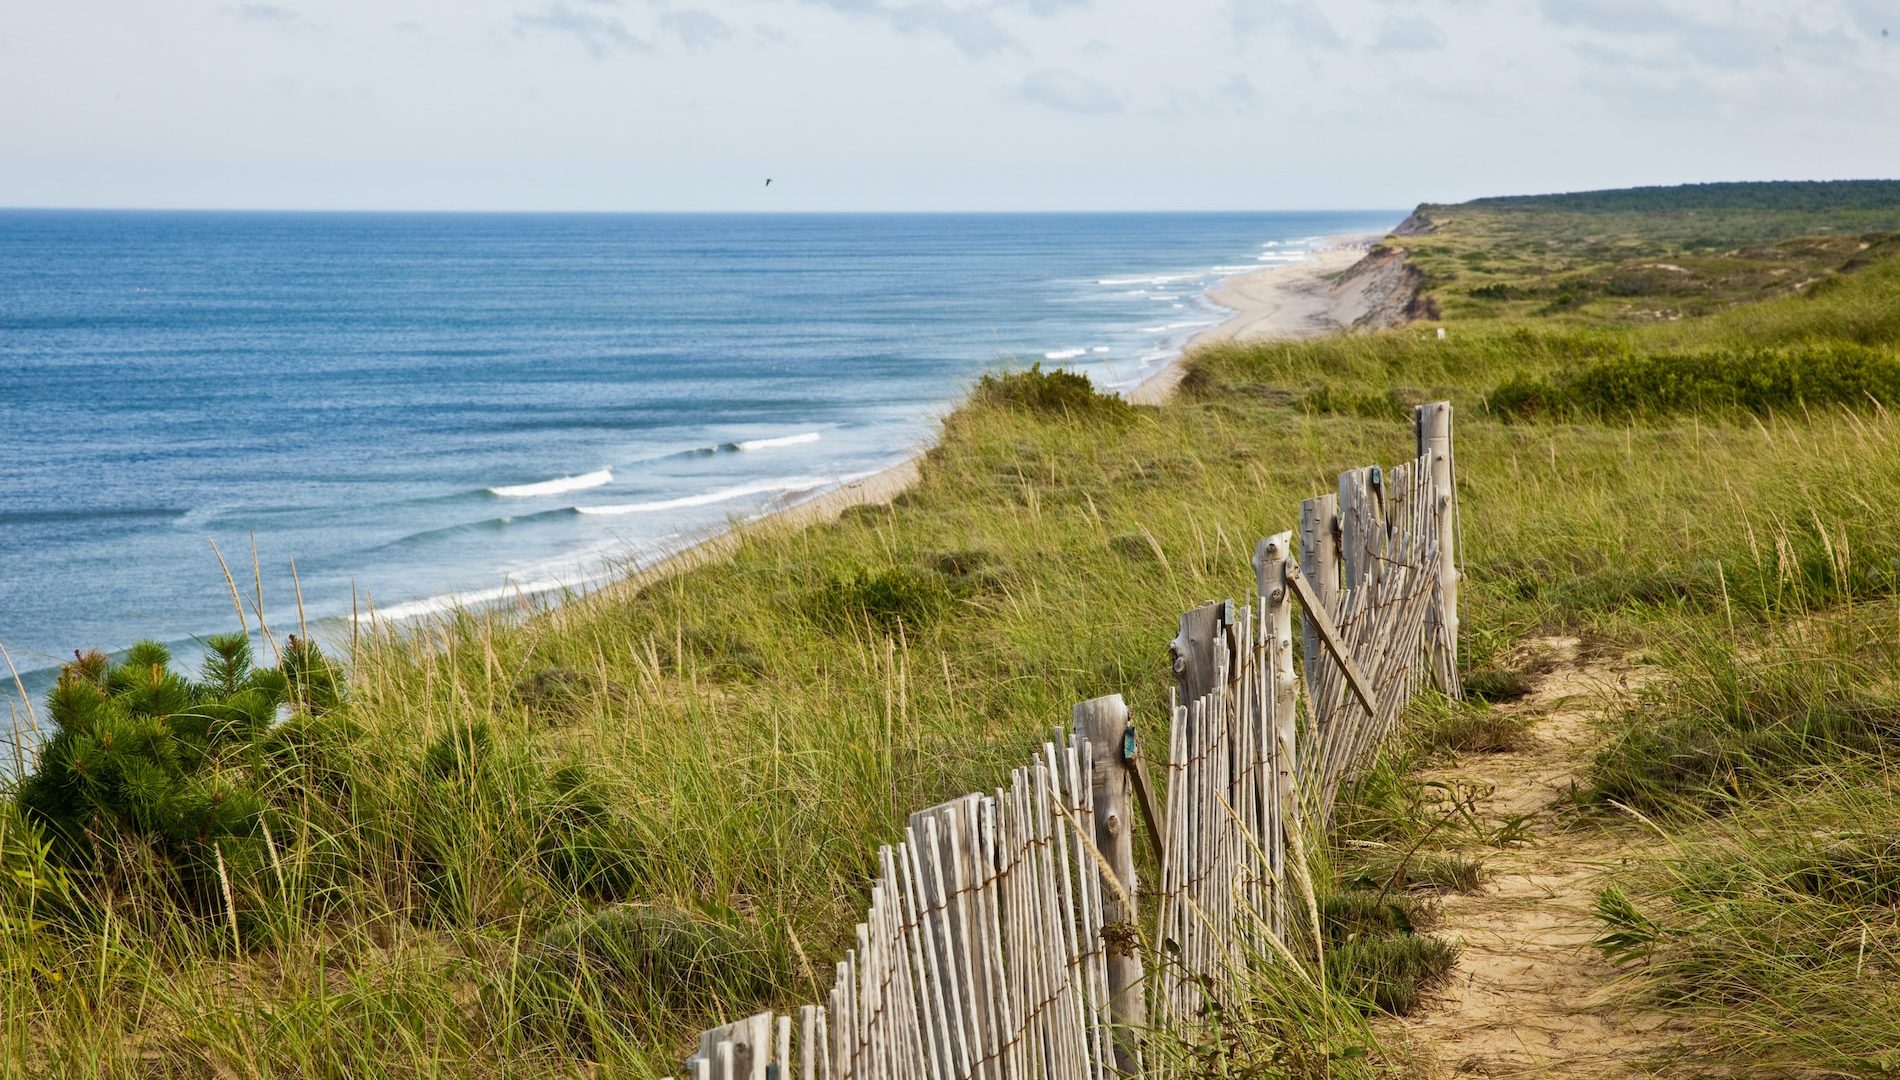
[[1841, 0, 1893, 36], [1373, 14, 1447, 51], [995, 0, 1092, 12], [1541, 3, 1874, 76], [1535, 0, 1682, 35], [660, 9, 734, 51], [1218, 73, 1258, 104], [1674, 20, 1769, 69], [888, 2, 1021, 56], [799, 0, 1021, 58], [1228, 0, 1344, 51], [513, 2, 651, 58], [225, 4, 311, 28], [1013, 67, 1120, 112]]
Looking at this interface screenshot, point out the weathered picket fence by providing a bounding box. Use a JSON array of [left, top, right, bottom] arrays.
[[667, 403, 1461, 1080]]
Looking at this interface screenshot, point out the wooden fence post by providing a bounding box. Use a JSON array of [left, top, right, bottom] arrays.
[[1171, 599, 1232, 703], [1416, 401, 1462, 697], [1251, 533, 1301, 940], [1072, 693, 1145, 1075], [1298, 495, 1341, 661]]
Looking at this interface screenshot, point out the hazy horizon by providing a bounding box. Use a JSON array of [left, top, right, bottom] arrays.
[[4, 1, 1896, 213]]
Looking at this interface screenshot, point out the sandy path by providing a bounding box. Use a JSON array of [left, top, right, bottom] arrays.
[[1398, 638, 1685, 1078]]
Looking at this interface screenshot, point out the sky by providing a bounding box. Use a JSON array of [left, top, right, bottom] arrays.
[[1, 0, 1896, 211]]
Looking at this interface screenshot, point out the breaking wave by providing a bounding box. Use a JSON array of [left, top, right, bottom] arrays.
[[487, 468, 613, 498]]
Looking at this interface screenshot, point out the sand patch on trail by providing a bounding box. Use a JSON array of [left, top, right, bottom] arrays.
[[1395, 638, 1687, 1078]]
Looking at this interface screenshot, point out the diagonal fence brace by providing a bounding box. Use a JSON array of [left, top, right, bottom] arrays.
[[1284, 561, 1378, 717]]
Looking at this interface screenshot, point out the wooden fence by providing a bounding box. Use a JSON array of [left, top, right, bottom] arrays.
[[667, 403, 1461, 1080]]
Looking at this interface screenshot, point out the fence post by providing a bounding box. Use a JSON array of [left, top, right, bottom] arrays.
[[1298, 495, 1341, 651], [1252, 534, 1301, 940], [1072, 693, 1145, 1076], [1171, 600, 1231, 702], [1415, 401, 1462, 697], [1336, 468, 1376, 590]]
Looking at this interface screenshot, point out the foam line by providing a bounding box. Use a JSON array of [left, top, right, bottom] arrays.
[[575, 476, 826, 516], [728, 432, 822, 452], [488, 468, 613, 498]]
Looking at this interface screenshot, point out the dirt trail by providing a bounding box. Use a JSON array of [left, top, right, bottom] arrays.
[[1398, 637, 1684, 1078]]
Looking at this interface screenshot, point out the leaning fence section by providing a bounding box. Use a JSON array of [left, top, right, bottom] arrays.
[[672, 403, 1461, 1079], [1302, 451, 1446, 817], [670, 732, 1125, 1080]]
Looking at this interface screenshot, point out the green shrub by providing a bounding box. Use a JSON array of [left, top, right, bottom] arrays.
[[13, 635, 338, 912], [512, 667, 597, 720], [1468, 282, 1521, 300], [422, 720, 494, 783], [973, 363, 1134, 421], [655, 625, 766, 681], [1322, 891, 1421, 943], [1461, 664, 1535, 703], [1490, 342, 1900, 421], [534, 764, 642, 899], [1786, 836, 1900, 907], [804, 567, 956, 636]]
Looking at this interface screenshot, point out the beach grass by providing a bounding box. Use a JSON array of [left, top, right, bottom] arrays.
[[6, 184, 1900, 1075]]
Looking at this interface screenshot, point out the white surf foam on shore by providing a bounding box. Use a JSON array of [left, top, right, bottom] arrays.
[[1043, 347, 1089, 361], [1097, 272, 1199, 287], [575, 476, 826, 516], [358, 534, 662, 624], [731, 431, 821, 452], [487, 467, 614, 498], [368, 580, 562, 623], [365, 461, 903, 626]]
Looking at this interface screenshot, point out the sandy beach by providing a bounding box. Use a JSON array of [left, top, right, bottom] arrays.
[[1127, 231, 1390, 404]]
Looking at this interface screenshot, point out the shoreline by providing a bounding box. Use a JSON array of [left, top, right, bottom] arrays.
[[3, 229, 1395, 710], [581, 229, 1392, 606], [1125, 231, 1388, 404]]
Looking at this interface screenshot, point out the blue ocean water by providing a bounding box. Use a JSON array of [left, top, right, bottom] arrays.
[[0, 210, 1397, 713]]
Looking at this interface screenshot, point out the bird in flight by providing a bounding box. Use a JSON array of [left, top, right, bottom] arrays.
[[765, 178, 773, 187]]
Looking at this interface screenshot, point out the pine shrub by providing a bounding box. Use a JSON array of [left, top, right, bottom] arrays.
[[14, 634, 341, 911]]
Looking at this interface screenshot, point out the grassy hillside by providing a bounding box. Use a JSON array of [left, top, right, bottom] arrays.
[[1228, 182, 1900, 1074], [5, 180, 1900, 1077], [1398, 180, 1900, 324]]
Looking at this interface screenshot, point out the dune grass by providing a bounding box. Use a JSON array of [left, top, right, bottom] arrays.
[[6, 186, 1900, 1075], [2, 384, 1429, 1076]]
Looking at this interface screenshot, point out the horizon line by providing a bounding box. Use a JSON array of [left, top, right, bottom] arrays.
[[0, 205, 1414, 216]]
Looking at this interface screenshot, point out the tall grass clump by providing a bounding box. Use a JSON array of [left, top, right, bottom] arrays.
[[1592, 778, 1900, 1075], [1591, 604, 1900, 813]]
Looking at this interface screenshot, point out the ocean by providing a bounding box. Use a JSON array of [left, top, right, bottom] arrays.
[[0, 209, 1398, 718]]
